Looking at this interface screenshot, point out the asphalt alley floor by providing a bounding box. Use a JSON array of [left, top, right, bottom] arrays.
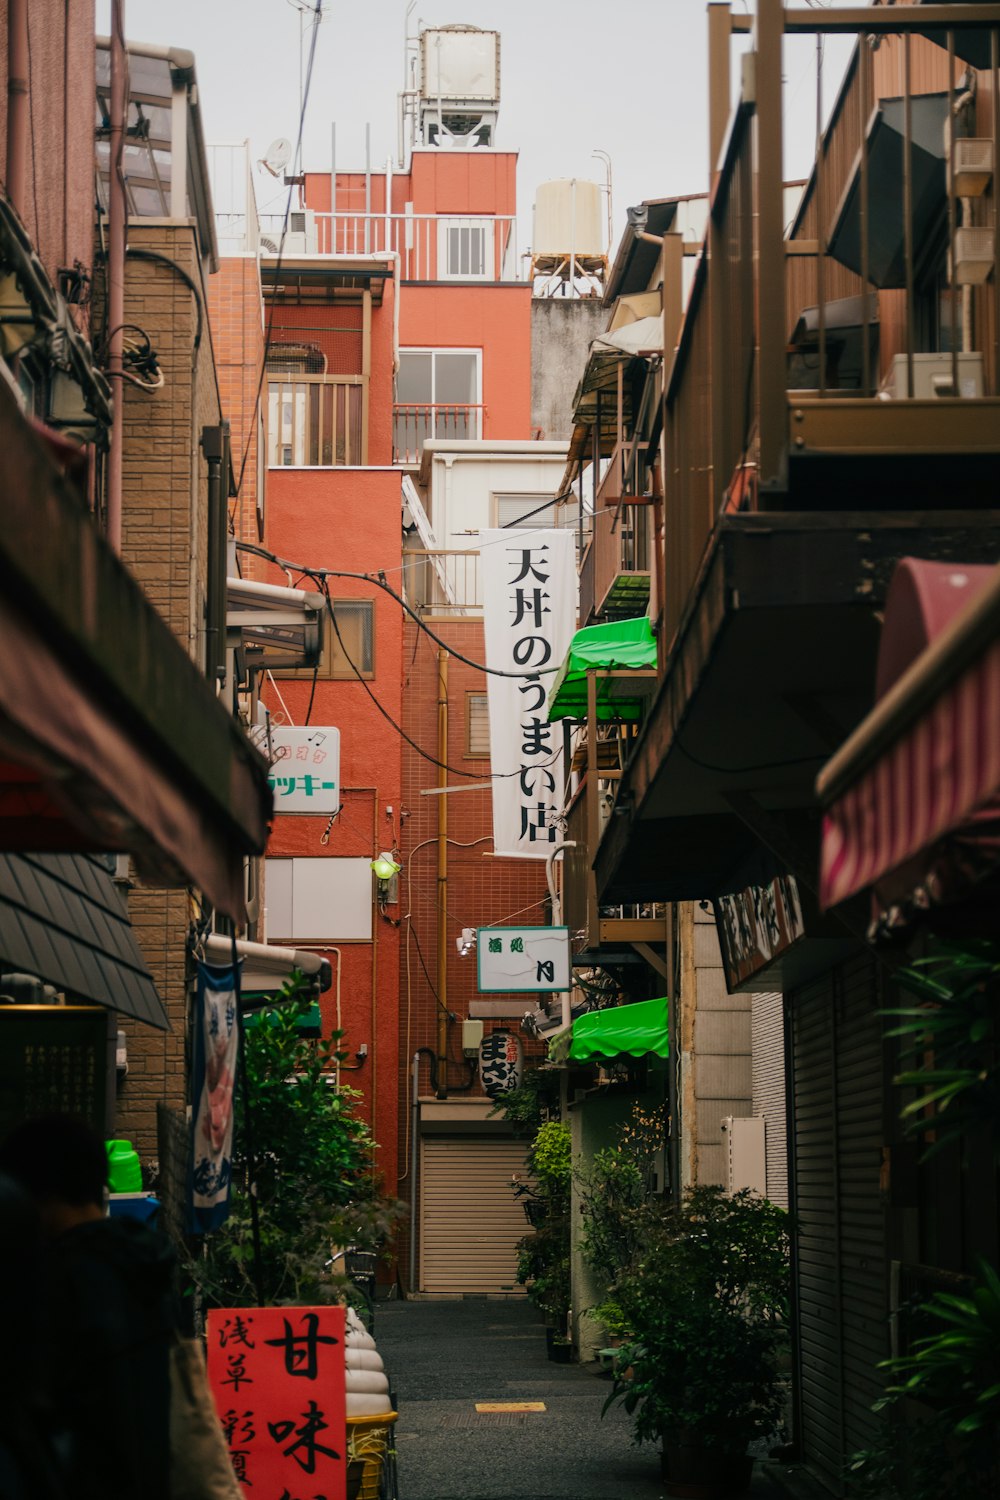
[[373, 1296, 781, 1500]]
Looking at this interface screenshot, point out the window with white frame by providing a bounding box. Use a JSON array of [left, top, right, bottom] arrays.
[[437, 218, 494, 279], [394, 349, 481, 461], [493, 493, 579, 531], [466, 692, 490, 757]]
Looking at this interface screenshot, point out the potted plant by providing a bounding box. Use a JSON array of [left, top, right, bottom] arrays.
[[512, 1120, 572, 1355], [604, 1185, 790, 1499]]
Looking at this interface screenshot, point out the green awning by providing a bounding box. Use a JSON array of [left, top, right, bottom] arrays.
[[547, 616, 657, 723], [552, 996, 669, 1063]]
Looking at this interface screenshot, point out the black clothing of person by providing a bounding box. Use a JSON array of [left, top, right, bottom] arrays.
[[44, 1215, 176, 1500]]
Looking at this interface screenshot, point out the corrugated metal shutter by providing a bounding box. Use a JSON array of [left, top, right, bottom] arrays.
[[790, 951, 887, 1494], [419, 1137, 529, 1294], [751, 989, 788, 1209]]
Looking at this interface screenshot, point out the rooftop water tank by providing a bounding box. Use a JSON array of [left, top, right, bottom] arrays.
[[419, 26, 500, 104], [533, 179, 605, 259]]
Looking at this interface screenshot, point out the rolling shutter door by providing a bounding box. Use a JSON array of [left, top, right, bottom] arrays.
[[790, 951, 887, 1494], [419, 1137, 529, 1294]]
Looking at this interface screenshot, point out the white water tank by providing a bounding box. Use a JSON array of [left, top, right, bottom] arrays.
[[533, 179, 605, 259], [420, 26, 500, 104]]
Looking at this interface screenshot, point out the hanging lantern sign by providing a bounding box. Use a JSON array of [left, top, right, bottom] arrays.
[[479, 1028, 524, 1098]]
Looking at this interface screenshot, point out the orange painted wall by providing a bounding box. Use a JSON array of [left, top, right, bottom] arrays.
[[399, 284, 533, 440], [305, 153, 517, 220], [261, 466, 404, 1194]]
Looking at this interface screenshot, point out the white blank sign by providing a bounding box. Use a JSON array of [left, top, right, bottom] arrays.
[[265, 857, 373, 941]]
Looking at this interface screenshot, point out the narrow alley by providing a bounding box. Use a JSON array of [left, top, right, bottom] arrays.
[[375, 1298, 779, 1500]]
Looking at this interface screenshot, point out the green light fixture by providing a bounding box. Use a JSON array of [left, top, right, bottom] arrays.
[[371, 851, 401, 881]]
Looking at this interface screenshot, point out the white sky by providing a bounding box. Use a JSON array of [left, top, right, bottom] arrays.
[[99, 0, 858, 253]]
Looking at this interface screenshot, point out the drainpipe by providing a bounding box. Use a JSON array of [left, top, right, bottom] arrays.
[[436, 650, 449, 1098], [409, 1051, 420, 1291], [5, 0, 28, 217], [106, 0, 127, 555], [545, 841, 576, 1031], [201, 423, 227, 686]]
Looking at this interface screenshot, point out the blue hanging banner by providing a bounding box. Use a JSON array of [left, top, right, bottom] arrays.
[[189, 958, 241, 1233]]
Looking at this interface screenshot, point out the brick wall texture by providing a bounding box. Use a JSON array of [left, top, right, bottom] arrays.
[[206, 256, 265, 554], [104, 223, 222, 1162], [398, 616, 549, 1184]]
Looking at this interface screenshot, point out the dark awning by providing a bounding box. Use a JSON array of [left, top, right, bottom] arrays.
[[550, 996, 669, 1064], [0, 379, 272, 920], [0, 853, 167, 1028], [828, 94, 949, 288], [818, 559, 1000, 931]]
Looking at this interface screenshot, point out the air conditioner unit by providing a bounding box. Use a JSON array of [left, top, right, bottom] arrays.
[[880, 351, 984, 399], [283, 209, 318, 255], [721, 1116, 767, 1196]]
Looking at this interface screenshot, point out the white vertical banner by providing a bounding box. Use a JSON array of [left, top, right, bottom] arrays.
[[480, 528, 576, 859]]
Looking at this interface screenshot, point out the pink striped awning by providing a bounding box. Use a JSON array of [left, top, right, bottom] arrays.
[[820, 634, 1000, 909]]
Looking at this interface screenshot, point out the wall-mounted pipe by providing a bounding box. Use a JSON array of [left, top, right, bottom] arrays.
[[5, 0, 28, 217], [106, 0, 127, 554]]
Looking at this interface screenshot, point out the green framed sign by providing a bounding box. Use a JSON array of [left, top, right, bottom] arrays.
[[476, 926, 570, 993]]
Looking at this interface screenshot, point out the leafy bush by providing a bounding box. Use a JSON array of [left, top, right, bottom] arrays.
[[577, 1103, 666, 1281], [191, 982, 400, 1308], [605, 1186, 790, 1454]]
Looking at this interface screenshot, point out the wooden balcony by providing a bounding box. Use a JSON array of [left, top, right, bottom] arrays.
[[580, 502, 652, 625], [267, 375, 366, 467]]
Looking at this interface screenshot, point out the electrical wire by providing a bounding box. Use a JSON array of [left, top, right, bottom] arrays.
[[235, 0, 324, 498], [671, 736, 828, 776], [320, 586, 563, 781], [238, 539, 564, 679]]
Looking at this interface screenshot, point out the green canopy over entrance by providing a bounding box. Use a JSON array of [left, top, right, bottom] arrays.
[[547, 615, 657, 723], [550, 995, 670, 1063]]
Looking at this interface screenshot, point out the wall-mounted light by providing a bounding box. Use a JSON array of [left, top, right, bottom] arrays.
[[371, 850, 401, 904], [455, 927, 476, 957]]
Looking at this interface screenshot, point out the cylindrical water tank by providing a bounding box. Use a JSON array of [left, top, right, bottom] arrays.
[[533, 180, 605, 258]]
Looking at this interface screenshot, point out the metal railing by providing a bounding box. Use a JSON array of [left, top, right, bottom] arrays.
[[660, 3, 1000, 650], [392, 403, 484, 464], [267, 376, 365, 467], [588, 504, 651, 622], [401, 549, 481, 614], [259, 212, 520, 282]]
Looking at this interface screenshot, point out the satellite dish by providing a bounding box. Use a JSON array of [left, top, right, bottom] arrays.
[[260, 138, 292, 177]]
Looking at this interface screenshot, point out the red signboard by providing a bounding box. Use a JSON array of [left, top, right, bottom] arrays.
[[207, 1305, 347, 1499]]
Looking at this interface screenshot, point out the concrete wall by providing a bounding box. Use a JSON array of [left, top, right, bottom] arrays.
[[530, 299, 608, 441], [679, 903, 753, 1190]]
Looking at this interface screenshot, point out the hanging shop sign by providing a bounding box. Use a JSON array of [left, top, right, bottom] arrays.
[[479, 1028, 524, 1097], [267, 727, 340, 814], [189, 958, 240, 1233], [713, 870, 805, 992], [480, 528, 576, 858], [207, 1304, 347, 1498], [477, 925, 571, 993]]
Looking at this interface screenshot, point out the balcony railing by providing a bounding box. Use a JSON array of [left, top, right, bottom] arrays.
[[259, 212, 520, 282], [392, 403, 484, 464], [583, 504, 652, 624], [661, 2, 1000, 651], [267, 376, 366, 467], [401, 549, 481, 615]]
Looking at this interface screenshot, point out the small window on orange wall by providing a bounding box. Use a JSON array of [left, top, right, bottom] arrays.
[[466, 692, 490, 757]]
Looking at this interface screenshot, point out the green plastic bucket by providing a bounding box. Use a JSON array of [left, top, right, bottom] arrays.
[[105, 1139, 142, 1194]]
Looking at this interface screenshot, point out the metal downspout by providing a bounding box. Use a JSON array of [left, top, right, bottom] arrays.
[[106, 0, 127, 554], [436, 650, 449, 1098], [5, 0, 28, 216]]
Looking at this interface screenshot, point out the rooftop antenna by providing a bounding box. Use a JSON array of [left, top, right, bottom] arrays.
[[260, 137, 292, 177], [286, 0, 325, 169]]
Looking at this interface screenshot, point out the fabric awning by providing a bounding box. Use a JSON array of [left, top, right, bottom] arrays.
[[547, 616, 657, 722], [0, 853, 167, 1028], [555, 996, 669, 1063], [0, 379, 272, 920], [818, 558, 1000, 922]]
